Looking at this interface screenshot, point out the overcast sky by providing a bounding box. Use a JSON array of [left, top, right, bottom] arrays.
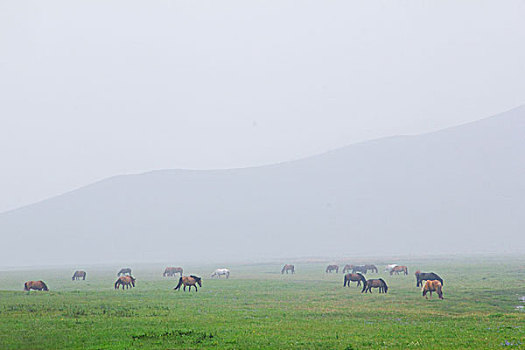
[[1, 0, 524, 213]]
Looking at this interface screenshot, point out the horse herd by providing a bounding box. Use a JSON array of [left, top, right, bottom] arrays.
[[284, 263, 444, 299], [22, 264, 444, 299]]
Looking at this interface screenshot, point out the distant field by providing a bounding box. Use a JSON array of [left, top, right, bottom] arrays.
[[1, 257, 524, 349]]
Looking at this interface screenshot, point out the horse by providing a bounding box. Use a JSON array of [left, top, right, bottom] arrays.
[[326, 265, 339, 273], [163, 267, 183, 277], [364, 264, 378, 273], [363, 278, 388, 293], [343, 273, 367, 292], [24, 281, 48, 292], [281, 264, 295, 274], [422, 280, 443, 299], [114, 275, 136, 290], [72, 270, 86, 281], [390, 265, 408, 275], [342, 264, 353, 273], [415, 270, 443, 287], [385, 264, 398, 273], [117, 268, 132, 276], [211, 268, 230, 278], [174, 275, 202, 292], [352, 265, 368, 274]]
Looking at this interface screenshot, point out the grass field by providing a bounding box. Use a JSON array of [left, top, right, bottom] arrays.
[[1, 256, 525, 349]]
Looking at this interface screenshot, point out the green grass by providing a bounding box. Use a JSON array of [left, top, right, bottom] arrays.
[[1, 257, 525, 349]]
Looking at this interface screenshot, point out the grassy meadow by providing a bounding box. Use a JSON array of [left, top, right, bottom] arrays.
[[1, 257, 525, 349]]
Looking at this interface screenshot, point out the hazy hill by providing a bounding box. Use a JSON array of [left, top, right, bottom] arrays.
[[2, 106, 524, 266]]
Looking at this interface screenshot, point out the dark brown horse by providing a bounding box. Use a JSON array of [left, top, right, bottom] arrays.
[[117, 268, 132, 276], [351, 265, 368, 274], [343, 273, 367, 292], [326, 264, 339, 273], [342, 264, 353, 273], [24, 281, 49, 291], [174, 275, 202, 292], [281, 264, 295, 274], [422, 280, 443, 299], [363, 278, 388, 293], [72, 270, 86, 281], [364, 264, 378, 273], [415, 270, 443, 287], [390, 265, 408, 275], [163, 267, 183, 277], [114, 275, 136, 290]]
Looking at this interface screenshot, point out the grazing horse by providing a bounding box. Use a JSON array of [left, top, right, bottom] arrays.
[[415, 270, 443, 287], [385, 264, 398, 273], [174, 275, 202, 292], [390, 265, 408, 275], [163, 267, 183, 277], [342, 264, 353, 273], [114, 275, 136, 290], [211, 268, 230, 279], [72, 270, 86, 281], [343, 273, 367, 292], [363, 278, 388, 293], [281, 264, 295, 274], [24, 281, 49, 292], [117, 268, 132, 276], [364, 264, 378, 273], [326, 265, 339, 273], [422, 280, 443, 299], [352, 265, 368, 274]]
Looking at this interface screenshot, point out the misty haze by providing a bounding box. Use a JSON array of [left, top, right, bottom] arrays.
[[1, 1, 524, 349]]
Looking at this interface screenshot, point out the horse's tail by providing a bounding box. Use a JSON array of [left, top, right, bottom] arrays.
[[41, 281, 49, 291], [379, 278, 387, 293], [174, 277, 183, 290], [343, 274, 348, 287], [405, 267, 408, 275], [358, 273, 367, 292], [114, 279, 119, 289]]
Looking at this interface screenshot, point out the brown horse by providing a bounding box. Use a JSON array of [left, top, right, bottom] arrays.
[[281, 264, 295, 274], [422, 280, 443, 299], [390, 265, 408, 275], [343, 273, 367, 292], [72, 270, 86, 281], [24, 281, 49, 291], [163, 267, 183, 277], [342, 264, 353, 273], [114, 275, 136, 290], [174, 275, 202, 292], [326, 265, 339, 273], [363, 278, 388, 293]]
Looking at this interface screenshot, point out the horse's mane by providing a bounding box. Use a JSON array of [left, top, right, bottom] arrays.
[[190, 275, 201, 281]]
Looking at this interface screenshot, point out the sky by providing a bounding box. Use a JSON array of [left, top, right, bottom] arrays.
[[1, 0, 524, 213]]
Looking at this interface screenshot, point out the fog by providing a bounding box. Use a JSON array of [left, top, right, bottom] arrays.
[[1, 1, 524, 267]]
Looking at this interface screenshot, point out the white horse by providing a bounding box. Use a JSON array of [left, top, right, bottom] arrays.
[[211, 268, 230, 279], [385, 264, 398, 273]]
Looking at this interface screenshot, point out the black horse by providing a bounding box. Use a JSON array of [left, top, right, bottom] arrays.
[[117, 268, 132, 276], [415, 270, 443, 287]]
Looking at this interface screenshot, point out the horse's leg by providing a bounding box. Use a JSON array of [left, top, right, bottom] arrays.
[[195, 285, 198, 292]]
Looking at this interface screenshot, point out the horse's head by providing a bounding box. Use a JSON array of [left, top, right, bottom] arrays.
[[415, 270, 421, 276], [129, 276, 136, 287]]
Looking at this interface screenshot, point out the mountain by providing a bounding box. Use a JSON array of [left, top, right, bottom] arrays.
[[1, 106, 525, 266]]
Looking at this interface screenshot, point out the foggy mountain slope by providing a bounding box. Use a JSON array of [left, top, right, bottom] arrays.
[[1, 106, 525, 266]]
